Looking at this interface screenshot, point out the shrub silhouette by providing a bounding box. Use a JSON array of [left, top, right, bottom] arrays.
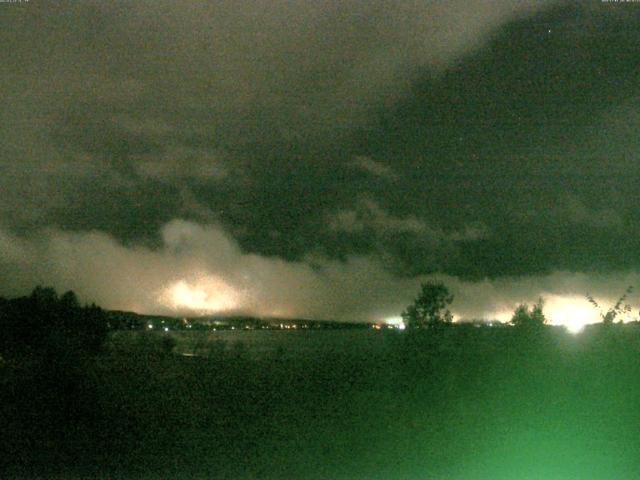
[[161, 335, 178, 354]]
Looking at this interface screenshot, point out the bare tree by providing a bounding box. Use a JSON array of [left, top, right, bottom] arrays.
[[586, 286, 633, 325]]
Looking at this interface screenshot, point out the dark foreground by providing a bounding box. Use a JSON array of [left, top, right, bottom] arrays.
[[2, 326, 640, 479]]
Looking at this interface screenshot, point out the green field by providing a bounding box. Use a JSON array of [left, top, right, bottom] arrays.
[[3, 326, 640, 479]]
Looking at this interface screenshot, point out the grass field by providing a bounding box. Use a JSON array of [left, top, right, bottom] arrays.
[[3, 325, 640, 479]]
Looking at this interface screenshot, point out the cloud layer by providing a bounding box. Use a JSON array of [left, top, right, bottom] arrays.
[[2, 220, 638, 327]]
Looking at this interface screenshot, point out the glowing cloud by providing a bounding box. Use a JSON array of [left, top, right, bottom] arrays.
[[2, 220, 640, 326], [159, 275, 240, 314]]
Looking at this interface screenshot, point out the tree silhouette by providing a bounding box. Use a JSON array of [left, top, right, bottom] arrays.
[[402, 281, 453, 329], [586, 286, 633, 325], [510, 298, 546, 329], [60, 290, 80, 310], [0, 286, 108, 360], [31, 285, 58, 304], [0, 288, 111, 468]]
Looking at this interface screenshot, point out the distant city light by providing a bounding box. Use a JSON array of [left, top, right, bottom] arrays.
[[383, 316, 406, 330]]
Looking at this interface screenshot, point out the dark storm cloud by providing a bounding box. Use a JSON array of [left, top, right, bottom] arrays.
[[0, 0, 555, 230], [2, 220, 638, 325], [2, 0, 640, 321]]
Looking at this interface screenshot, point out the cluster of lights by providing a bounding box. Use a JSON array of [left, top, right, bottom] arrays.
[[146, 322, 172, 333], [371, 317, 406, 331], [279, 323, 301, 329]]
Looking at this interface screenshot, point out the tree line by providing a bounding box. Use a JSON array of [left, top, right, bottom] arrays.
[[0, 286, 108, 362]]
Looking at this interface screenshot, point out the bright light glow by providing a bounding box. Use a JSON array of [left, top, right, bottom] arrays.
[[483, 295, 602, 333], [384, 316, 406, 330], [490, 310, 514, 324], [159, 275, 239, 313], [543, 295, 599, 334]]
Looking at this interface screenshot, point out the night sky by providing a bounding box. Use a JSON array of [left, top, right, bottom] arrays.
[[2, 0, 640, 326]]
